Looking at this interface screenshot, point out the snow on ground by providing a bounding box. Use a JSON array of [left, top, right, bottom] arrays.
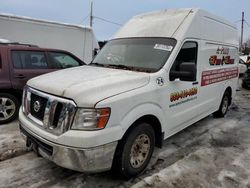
[[0, 86, 249, 188], [132, 88, 250, 188], [0, 121, 28, 161]]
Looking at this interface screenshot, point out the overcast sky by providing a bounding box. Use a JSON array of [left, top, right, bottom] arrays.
[[0, 0, 250, 41]]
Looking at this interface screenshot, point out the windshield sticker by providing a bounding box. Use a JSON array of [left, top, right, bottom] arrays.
[[154, 44, 173, 52]]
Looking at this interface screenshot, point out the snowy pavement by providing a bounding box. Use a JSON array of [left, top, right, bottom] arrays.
[[0, 88, 250, 188]]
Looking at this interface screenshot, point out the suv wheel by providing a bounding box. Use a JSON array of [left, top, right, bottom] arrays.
[[0, 93, 19, 124], [113, 122, 155, 178], [213, 91, 230, 118]]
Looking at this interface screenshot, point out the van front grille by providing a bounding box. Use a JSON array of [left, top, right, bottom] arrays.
[[30, 93, 47, 121], [52, 102, 63, 128], [23, 87, 76, 136]]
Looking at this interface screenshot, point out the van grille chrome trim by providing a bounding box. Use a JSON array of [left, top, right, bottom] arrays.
[[23, 87, 76, 136]]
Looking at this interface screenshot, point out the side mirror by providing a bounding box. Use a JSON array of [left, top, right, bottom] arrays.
[[93, 48, 100, 57], [170, 62, 196, 81]]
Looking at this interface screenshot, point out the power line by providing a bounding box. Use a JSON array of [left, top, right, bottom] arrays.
[[78, 14, 90, 24], [234, 20, 241, 23], [245, 20, 250, 27], [94, 16, 122, 26]]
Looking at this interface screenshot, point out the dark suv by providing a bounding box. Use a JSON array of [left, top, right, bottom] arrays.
[[0, 42, 85, 124], [242, 67, 250, 89]]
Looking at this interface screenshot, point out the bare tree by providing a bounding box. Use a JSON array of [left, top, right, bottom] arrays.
[[242, 37, 250, 55]]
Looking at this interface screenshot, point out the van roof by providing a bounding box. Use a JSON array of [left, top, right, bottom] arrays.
[[114, 8, 238, 47]]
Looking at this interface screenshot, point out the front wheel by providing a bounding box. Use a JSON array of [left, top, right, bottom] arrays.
[[0, 93, 19, 124], [213, 91, 230, 118], [113, 122, 155, 178]]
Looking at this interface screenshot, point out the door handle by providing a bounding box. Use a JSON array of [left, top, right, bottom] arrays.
[[15, 74, 26, 79], [192, 81, 199, 85]]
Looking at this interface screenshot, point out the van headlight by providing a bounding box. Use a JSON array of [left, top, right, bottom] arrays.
[[71, 108, 111, 130]]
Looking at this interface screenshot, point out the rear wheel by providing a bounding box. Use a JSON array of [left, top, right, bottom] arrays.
[[0, 93, 19, 124], [213, 91, 230, 118], [113, 122, 155, 178]]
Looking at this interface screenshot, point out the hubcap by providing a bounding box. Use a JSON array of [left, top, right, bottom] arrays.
[[0, 97, 16, 121], [130, 134, 151, 169], [221, 96, 228, 115]]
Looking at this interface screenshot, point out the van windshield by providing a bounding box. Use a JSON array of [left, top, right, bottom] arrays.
[[91, 38, 176, 73]]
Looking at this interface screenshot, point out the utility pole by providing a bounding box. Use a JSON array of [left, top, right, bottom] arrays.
[[90, 1, 93, 27], [240, 12, 244, 52]]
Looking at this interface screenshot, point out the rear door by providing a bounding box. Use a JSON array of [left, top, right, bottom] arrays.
[[9, 49, 52, 90], [0, 48, 11, 89]]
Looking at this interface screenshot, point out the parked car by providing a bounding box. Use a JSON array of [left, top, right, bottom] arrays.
[[0, 42, 85, 124], [239, 59, 247, 77], [240, 55, 250, 67], [242, 67, 250, 89]]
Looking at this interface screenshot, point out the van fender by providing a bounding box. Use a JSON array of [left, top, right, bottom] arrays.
[[218, 80, 233, 106], [119, 103, 166, 137]]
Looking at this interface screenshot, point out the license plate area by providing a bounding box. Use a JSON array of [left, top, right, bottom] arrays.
[[20, 125, 53, 156], [26, 137, 39, 154]]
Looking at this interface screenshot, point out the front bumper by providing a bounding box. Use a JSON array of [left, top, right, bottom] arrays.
[[19, 123, 118, 173]]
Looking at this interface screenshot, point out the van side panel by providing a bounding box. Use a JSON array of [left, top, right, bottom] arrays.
[[199, 41, 239, 111], [200, 15, 238, 46]]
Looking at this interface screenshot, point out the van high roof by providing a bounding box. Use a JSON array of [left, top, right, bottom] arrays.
[[114, 8, 238, 47]]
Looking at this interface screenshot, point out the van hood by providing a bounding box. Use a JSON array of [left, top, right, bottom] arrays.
[[27, 66, 150, 107]]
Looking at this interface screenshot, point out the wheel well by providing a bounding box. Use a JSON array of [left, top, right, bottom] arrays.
[[225, 87, 232, 105], [122, 115, 163, 148], [0, 89, 22, 102]]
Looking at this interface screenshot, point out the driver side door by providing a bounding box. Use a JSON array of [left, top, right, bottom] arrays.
[[164, 41, 202, 133]]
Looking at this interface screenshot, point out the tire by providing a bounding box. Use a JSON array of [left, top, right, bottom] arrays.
[[0, 93, 20, 124], [112, 122, 155, 178], [213, 91, 230, 118]]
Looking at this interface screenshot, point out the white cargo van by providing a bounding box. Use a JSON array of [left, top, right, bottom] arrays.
[[19, 8, 239, 178]]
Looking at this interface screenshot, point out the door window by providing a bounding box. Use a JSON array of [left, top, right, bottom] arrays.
[[48, 52, 81, 69], [170, 42, 198, 81], [11, 51, 48, 69], [171, 42, 197, 71]]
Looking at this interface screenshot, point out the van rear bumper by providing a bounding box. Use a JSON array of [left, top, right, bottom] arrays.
[[19, 123, 118, 173]]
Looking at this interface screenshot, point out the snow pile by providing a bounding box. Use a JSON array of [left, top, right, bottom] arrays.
[[133, 146, 250, 188], [132, 100, 250, 188]]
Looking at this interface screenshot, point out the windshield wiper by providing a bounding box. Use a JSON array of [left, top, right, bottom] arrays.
[[90, 62, 134, 71], [106, 64, 133, 70], [89, 62, 105, 67]]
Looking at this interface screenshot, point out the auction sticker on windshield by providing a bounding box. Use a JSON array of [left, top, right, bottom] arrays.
[[154, 44, 173, 51]]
